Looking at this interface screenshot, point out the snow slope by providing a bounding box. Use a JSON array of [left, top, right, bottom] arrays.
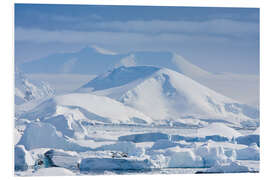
[[20, 46, 258, 106], [20, 93, 153, 138], [171, 54, 259, 107], [78, 66, 259, 127]]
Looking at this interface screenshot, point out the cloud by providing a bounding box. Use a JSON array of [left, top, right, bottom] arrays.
[[16, 18, 259, 38], [15, 25, 258, 54], [51, 14, 103, 22], [15, 25, 259, 60], [15, 19, 259, 53], [14, 27, 237, 45], [87, 19, 259, 37], [115, 54, 137, 67]]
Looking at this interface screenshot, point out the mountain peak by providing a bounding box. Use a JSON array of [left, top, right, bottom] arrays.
[[171, 53, 211, 77], [78, 45, 117, 55], [91, 45, 117, 55]]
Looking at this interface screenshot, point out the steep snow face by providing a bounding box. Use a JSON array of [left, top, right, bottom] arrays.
[[15, 70, 54, 105], [20, 93, 153, 132], [14, 145, 35, 171], [79, 66, 258, 126]]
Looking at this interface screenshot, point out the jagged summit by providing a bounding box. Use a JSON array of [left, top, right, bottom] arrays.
[[15, 69, 55, 105]]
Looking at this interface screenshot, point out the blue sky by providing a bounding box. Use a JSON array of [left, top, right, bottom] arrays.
[[15, 4, 259, 74]]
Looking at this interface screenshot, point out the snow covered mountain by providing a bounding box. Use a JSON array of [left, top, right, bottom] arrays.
[[171, 53, 259, 107], [78, 66, 259, 127], [19, 46, 127, 74], [19, 46, 208, 76], [19, 46, 259, 106], [15, 69, 55, 105]]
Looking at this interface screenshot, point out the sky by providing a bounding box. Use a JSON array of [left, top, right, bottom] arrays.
[[15, 4, 260, 74]]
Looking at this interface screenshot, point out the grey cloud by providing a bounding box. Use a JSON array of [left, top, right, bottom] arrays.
[[15, 27, 257, 55], [15, 27, 234, 44], [93, 19, 258, 35]]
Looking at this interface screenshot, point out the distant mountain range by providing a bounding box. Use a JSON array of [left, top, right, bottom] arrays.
[[19, 45, 207, 76], [19, 46, 259, 107]]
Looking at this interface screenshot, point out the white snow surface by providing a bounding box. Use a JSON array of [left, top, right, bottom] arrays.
[[197, 123, 242, 139], [79, 66, 258, 126], [171, 54, 259, 107], [53, 93, 152, 124], [21, 93, 153, 127], [33, 167, 76, 176]]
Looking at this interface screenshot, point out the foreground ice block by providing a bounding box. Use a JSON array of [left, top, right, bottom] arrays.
[[236, 143, 260, 160], [14, 145, 34, 171]]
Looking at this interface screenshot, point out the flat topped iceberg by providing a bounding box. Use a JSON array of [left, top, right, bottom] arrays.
[[79, 158, 153, 172], [118, 132, 170, 143], [197, 123, 242, 139]]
